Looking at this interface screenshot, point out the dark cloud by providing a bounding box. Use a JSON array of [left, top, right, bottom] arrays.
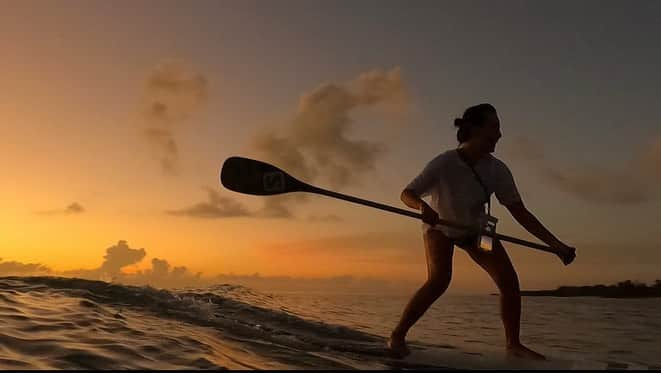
[[167, 187, 252, 219], [0, 258, 52, 276], [505, 136, 654, 205], [36, 202, 85, 216], [140, 61, 209, 174]]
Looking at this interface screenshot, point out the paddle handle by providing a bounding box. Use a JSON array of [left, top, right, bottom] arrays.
[[307, 185, 558, 255]]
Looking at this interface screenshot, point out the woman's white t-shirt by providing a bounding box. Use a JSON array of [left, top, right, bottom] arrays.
[[405, 149, 521, 239]]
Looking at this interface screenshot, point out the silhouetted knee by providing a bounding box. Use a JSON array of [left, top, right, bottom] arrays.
[[425, 274, 451, 298]]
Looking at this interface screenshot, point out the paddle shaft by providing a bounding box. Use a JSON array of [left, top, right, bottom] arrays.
[[307, 185, 558, 255]]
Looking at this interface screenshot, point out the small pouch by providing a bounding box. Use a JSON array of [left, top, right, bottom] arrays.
[[477, 214, 498, 252]]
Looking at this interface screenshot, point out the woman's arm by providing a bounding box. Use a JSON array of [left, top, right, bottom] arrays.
[[505, 201, 564, 247], [505, 200, 576, 264], [401, 189, 426, 210], [401, 189, 440, 226]]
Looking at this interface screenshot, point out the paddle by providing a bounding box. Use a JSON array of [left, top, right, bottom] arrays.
[[220, 156, 565, 258]]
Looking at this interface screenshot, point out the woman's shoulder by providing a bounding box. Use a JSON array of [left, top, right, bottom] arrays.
[[428, 149, 457, 167], [486, 154, 514, 175], [487, 153, 505, 165]]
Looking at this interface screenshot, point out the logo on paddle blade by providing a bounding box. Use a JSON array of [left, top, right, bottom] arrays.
[[263, 171, 286, 193]]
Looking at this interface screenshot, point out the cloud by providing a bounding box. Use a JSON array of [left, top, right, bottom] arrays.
[[98, 240, 147, 276], [124, 258, 202, 288], [0, 258, 52, 276], [255, 195, 302, 219], [144, 127, 178, 174], [36, 202, 85, 216], [168, 189, 300, 220], [167, 187, 252, 219], [15, 237, 408, 291], [542, 165, 649, 204], [65, 202, 85, 214], [168, 68, 408, 221], [140, 61, 209, 174], [246, 67, 410, 217], [252, 130, 317, 183], [59, 240, 203, 288], [505, 135, 654, 204], [150, 258, 170, 277], [2, 238, 412, 292]]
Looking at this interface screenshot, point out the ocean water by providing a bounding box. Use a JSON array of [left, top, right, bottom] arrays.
[[0, 276, 659, 370]]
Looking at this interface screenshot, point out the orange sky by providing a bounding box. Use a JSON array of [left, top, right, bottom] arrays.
[[2, 2, 660, 293]]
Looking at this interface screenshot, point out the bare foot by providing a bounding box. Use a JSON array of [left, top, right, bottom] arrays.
[[506, 343, 546, 361], [386, 333, 411, 359]]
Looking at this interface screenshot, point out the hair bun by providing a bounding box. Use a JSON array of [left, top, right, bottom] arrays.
[[453, 118, 465, 128]]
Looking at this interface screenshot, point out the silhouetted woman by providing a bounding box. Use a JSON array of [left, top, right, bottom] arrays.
[[388, 103, 576, 360]]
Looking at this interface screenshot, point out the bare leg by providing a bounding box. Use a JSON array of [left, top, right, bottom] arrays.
[[462, 239, 545, 360], [388, 229, 454, 358]]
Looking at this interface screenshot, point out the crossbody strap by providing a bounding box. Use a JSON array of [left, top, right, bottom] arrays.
[[468, 164, 491, 215], [457, 149, 491, 215]]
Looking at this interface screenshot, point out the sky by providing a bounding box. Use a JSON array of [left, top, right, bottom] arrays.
[[1, 0, 660, 293]]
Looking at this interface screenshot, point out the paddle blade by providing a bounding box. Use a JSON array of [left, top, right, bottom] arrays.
[[220, 156, 311, 196]]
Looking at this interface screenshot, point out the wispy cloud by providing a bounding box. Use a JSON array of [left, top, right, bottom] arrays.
[[243, 67, 410, 218], [140, 61, 209, 175], [252, 67, 409, 191], [167, 187, 252, 219], [167, 68, 410, 221], [255, 195, 301, 219], [36, 202, 86, 216], [504, 135, 655, 204], [542, 165, 648, 204], [162, 68, 409, 221]]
